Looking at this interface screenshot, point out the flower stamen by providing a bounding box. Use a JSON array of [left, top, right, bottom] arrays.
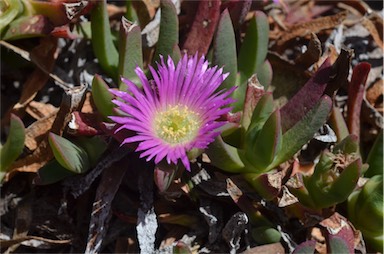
[[154, 105, 200, 145]]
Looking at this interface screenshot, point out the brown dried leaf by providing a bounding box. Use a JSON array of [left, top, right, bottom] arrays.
[[25, 110, 58, 151], [6, 86, 87, 180], [294, 33, 322, 69], [242, 242, 285, 254], [277, 11, 347, 46], [25, 101, 58, 121], [362, 13, 383, 50]]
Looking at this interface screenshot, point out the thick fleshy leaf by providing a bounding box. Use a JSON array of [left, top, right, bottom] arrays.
[[245, 93, 274, 136], [333, 134, 358, 154], [91, 74, 115, 120], [118, 18, 143, 90], [235, 11, 269, 111], [244, 172, 281, 200], [48, 133, 90, 173], [353, 175, 383, 233], [347, 62, 371, 139], [328, 236, 352, 254], [238, 11, 269, 79], [329, 106, 349, 141], [251, 226, 281, 245], [91, 0, 118, 78], [256, 60, 273, 89], [206, 136, 245, 173], [247, 110, 282, 171], [0, 114, 25, 173], [171, 43, 181, 64], [365, 130, 383, 177], [213, 9, 237, 91], [154, 163, 177, 192], [34, 159, 75, 185], [280, 58, 332, 132], [2, 15, 53, 40], [0, 0, 23, 34], [154, 0, 178, 63], [292, 240, 316, 254], [272, 95, 332, 168], [327, 158, 361, 203], [241, 75, 266, 130], [75, 136, 107, 167], [181, 0, 220, 56]]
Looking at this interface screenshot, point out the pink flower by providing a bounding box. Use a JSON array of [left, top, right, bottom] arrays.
[[109, 54, 235, 170]]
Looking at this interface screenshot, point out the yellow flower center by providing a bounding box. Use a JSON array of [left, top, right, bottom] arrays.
[[154, 105, 200, 145]]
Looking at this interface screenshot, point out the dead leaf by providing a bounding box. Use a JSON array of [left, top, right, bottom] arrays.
[[25, 110, 58, 151], [242, 242, 285, 254], [277, 11, 347, 46], [25, 101, 58, 121], [294, 33, 322, 69]]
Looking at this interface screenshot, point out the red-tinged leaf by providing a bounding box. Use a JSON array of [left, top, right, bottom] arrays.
[[293, 240, 316, 254], [51, 25, 79, 39], [29, 0, 69, 26], [48, 132, 90, 174], [273, 95, 332, 168], [118, 18, 143, 90], [154, 0, 178, 63], [154, 163, 177, 192], [91, 75, 115, 120], [67, 111, 102, 136], [2, 15, 53, 40], [347, 62, 371, 140], [182, 0, 221, 56], [280, 58, 332, 133], [0, 114, 25, 173], [213, 9, 237, 91]]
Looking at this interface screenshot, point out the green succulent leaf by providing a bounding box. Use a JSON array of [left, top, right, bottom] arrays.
[[92, 74, 115, 120], [213, 9, 237, 91], [35, 159, 75, 185], [91, 0, 118, 78], [256, 60, 273, 89], [118, 18, 143, 90], [238, 11, 269, 80], [245, 93, 274, 138], [333, 134, 358, 154], [234, 11, 269, 111], [0, 0, 23, 34], [0, 114, 25, 173], [154, 0, 178, 63], [2, 15, 53, 40], [251, 226, 281, 245], [48, 133, 90, 174], [75, 136, 107, 167], [328, 236, 351, 254], [247, 110, 282, 172], [272, 95, 332, 168], [365, 130, 383, 177], [206, 135, 245, 173]]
